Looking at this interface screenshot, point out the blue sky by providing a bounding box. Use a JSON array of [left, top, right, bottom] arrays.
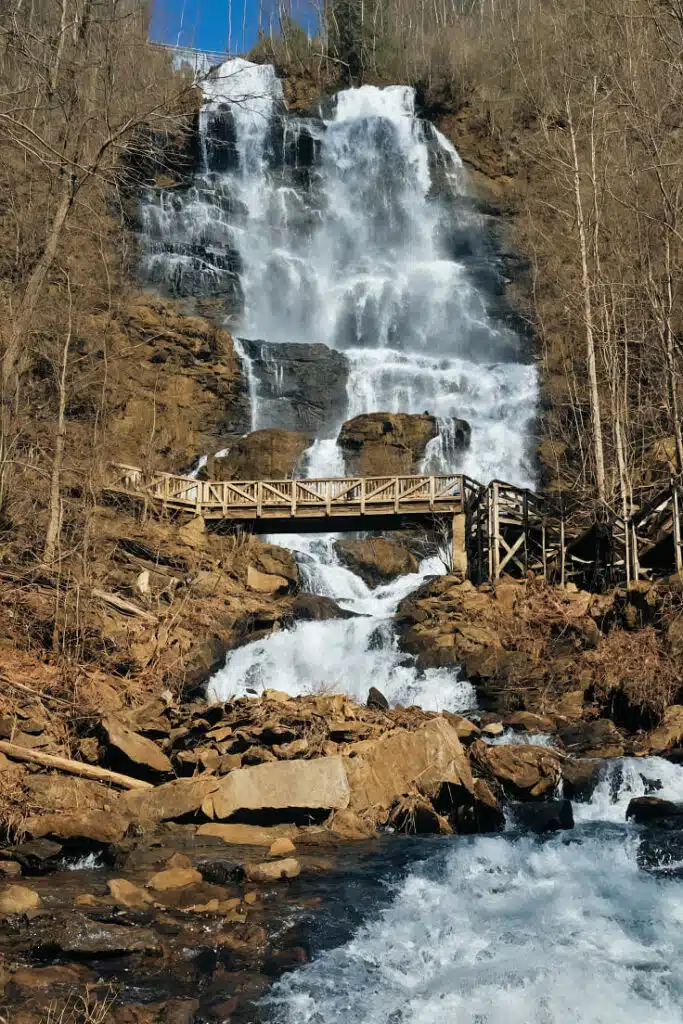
[[150, 0, 316, 54]]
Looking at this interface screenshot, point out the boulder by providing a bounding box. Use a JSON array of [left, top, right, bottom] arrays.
[[12, 839, 63, 872], [334, 538, 419, 588], [647, 706, 683, 754], [367, 687, 390, 711], [102, 717, 172, 775], [0, 885, 40, 915], [236, 339, 349, 436], [482, 722, 504, 737], [470, 740, 562, 799], [251, 543, 299, 585], [207, 756, 351, 821], [147, 867, 203, 891], [108, 878, 154, 909], [509, 798, 574, 833], [290, 593, 356, 621], [213, 428, 310, 480], [246, 565, 289, 594], [23, 810, 128, 845], [344, 718, 474, 819], [337, 412, 444, 476], [626, 796, 683, 827], [245, 858, 300, 882]]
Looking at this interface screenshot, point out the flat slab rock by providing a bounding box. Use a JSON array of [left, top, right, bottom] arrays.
[[207, 756, 351, 820]]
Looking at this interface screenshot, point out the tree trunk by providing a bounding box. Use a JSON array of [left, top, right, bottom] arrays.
[[566, 96, 606, 502], [43, 273, 72, 564]]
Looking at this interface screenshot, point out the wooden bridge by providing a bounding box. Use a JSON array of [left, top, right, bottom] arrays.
[[106, 464, 683, 588]]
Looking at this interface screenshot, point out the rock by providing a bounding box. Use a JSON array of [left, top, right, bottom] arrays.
[[208, 756, 350, 821], [23, 810, 128, 845], [290, 593, 356, 621], [0, 860, 22, 878], [509, 799, 574, 833], [246, 565, 289, 594], [251, 543, 299, 586], [504, 711, 556, 734], [344, 718, 474, 819], [196, 823, 298, 845], [108, 878, 154, 909], [338, 412, 466, 475], [482, 722, 504, 737], [135, 570, 151, 597], [35, 915, 160, 954], [647, 706, 683, 754], [557, 719, 624, 758], [269, 838, 296, 858], [561, 759, 603, 802], [328, 808, 378, 839], [389, 795, 452, 835], [442, 713, 481, 742], [236, 339, 349, 436], [245, 858, 301, 882], [367, 687, 389, 711], [0, 885, 40, 914], [102, 717, 172, 775], [8, 964, 96, 993], [123, 776, 219, 826], [196, 858, 244, 885], [334, 538, 418, 588], [470, 740, 562, 799], [165, 852, 191, 869], [147, 867, 203, 891], [12, 839, 63, 872], [213, 428, 310, 480], [626, 796, 683, 827], [272, 738, 309, 759]]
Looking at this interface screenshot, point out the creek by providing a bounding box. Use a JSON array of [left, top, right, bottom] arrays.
[[138, 57, 683, 1024]]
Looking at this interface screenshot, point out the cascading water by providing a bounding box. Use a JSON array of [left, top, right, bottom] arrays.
[[139, 57, 538, 711]]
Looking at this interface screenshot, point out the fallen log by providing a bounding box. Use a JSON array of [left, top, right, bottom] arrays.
[[0, 741, 153, 790]]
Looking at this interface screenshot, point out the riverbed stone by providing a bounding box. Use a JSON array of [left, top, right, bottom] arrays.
[[108, 878, 154, 909], [647, 706, 683, 754], [0, 885, 40, 915], [245, 858, 301, 882], [147, 867, 203, 891]]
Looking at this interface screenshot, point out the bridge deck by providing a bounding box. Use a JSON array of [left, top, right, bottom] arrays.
[[107, 464, 471, 522]]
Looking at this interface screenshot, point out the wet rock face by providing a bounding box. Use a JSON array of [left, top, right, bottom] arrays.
[[210, 428, 311, 480], [334, 537, 419, 588], [237, 339, 349, 436], [337, 412, 467, 475]]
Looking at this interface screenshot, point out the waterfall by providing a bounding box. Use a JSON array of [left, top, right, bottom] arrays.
[[139, 58, 538, 711]]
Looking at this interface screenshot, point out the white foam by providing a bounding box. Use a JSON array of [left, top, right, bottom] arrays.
[[267, 830, 683, 1023]]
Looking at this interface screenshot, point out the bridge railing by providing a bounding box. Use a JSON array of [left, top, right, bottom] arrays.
[[108, 464, 465, 517]]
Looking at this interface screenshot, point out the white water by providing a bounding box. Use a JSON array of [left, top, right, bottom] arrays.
[[267, 757, 683, 1024], [142, 60, 536, 707]]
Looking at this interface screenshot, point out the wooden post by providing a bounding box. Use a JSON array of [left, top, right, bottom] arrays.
[[257, 481, 262, 518], [673, 484, 682, 573], [560, 516, 566, 587], [394, 478, 400, 513], [429, 475, 435, 511], [326, 479, 331, 516], [487, 484, 494, 581], [291, 480, 296, 516], [492, 482, 501, 579], [523, 491, 529, 575], [541, 519, 547, 581], [360, 478, 365, 515]]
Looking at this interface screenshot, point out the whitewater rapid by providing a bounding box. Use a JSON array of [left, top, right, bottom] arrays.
[[265, 757, 683, 1024]]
